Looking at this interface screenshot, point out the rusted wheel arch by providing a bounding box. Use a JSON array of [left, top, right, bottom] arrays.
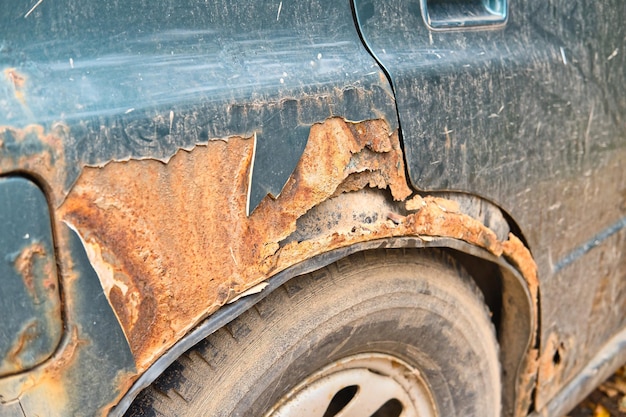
[[111, 237, 536, 417], [52, 117, 539, 416]]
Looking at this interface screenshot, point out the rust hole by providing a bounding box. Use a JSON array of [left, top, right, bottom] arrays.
[[552, 343, 565, 365]]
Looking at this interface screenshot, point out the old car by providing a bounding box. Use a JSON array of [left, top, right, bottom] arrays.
[[0, 0, 624, 416]]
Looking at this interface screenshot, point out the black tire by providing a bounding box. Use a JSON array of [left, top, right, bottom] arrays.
[[126, 249, 501, 417]]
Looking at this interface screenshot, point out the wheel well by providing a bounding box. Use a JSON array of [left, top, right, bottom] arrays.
[[124, 247, 504, 416], [442, 245, 535, 417], [113, 240, 535, 417], [443, 248, 504, 338]]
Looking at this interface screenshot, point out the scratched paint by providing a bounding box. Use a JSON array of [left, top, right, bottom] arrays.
[[554, 217, 626, 273]]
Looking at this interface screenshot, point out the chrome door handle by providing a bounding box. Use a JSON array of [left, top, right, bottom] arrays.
[[420, 0, 508, 30]]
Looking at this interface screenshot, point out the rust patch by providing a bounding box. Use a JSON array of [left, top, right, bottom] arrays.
[[274, 193, 505, 276], [0, 124, 68, 206], [13, 241, 60, 310], [13, 326, 84, 415], [4, 68, 27, 105], [534, 333, 572, 411], [503, 233, 539, 301], [537, 334, 561, 387], [59, 118, 411, 369], [14, 242, 49, 302], [4, 320, 40, 371], [502, 233, 541, 416], [60, 136, 255, 367], [58, 116, 541, 417]]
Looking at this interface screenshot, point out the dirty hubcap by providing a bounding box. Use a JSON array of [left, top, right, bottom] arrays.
[[265, 353, 438, 417]]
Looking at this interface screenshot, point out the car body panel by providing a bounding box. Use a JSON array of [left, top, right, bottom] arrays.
[[0, 223, 136, 417], [0, 0, 623, 416]]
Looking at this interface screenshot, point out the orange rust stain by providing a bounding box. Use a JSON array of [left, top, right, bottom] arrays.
[[4, 68, 27, 105], [503, 233, 539, 301], [14, 326, 84, 414], [14, 242, 48, 302], [273, 193, 505, 275], [60, 136, 254, 368], [4, 321, 39, 371], [534, 333, 566, 411], [537, 334, 560, 383], [0, 124, 68, 206], [271, 192, 512, 292], [403, 195, 502, 255], [15, 241, 60, 303], [1, 242, 62, 376]]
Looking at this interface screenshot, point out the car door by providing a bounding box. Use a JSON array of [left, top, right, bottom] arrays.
[[353, 0, 626, 412]]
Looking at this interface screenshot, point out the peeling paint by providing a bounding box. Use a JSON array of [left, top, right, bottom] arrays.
[[59, 135, 254, 367], [227, 282, 269, 304], [0, 114, 543, 416], [58, 117, 411, 369]]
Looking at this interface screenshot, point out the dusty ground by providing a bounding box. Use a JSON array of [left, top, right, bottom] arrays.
[[568, 364, 626, 417]]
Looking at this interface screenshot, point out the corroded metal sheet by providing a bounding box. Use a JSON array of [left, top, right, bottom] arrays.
[[58, 118, 411, 369], [0, 0, 405, 412]]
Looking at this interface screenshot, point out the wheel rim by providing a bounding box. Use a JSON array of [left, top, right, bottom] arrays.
[[265, 353, 438, 417]]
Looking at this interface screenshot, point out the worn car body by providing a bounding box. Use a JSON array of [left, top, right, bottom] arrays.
[[0, 0, 624, 416]]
